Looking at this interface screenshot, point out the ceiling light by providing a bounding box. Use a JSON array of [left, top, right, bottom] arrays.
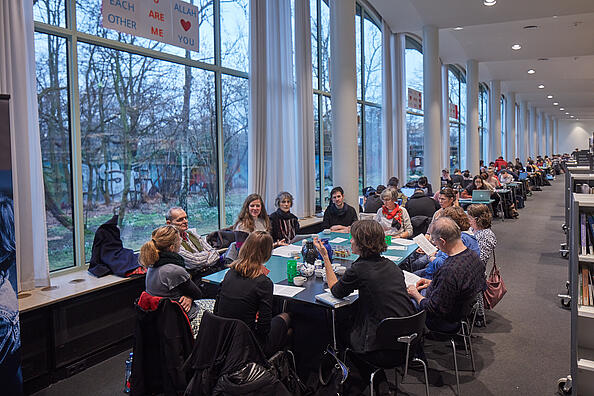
[[483, 0, 497, 6], [538, 84, 545, 89], [537, 58, 550, 61], [553, 102, 559, 106], [566, 112, 570, 115], [511, 44, 522, 50], [527, 69, 535, 74], [560, 108, 565, 110], [454, 26, 464, 31], [571, 115, 575, 118], [523, 25, 539, 30], [547, 95, 553, 99]]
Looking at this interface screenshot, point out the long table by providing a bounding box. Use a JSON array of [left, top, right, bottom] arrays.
[[203, 232, 418, 348]]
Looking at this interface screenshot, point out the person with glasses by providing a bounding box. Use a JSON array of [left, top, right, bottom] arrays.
[[433, 186, 458, 221], [374, 188, 413, 238]]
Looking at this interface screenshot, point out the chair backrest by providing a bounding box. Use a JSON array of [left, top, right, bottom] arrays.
[[359, 212, 376, 221], [375, 310, 427, 350], [410, 215, 430, 237]]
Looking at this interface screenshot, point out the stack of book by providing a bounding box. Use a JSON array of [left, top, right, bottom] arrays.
[[579, 266, 594, 306]]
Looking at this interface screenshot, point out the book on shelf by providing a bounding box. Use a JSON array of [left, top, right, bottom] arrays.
[[578, 214, 594, 256], [579, 265, 594, 306]]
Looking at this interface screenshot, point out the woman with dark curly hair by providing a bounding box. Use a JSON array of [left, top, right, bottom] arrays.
[[313, 220, 416, 393]]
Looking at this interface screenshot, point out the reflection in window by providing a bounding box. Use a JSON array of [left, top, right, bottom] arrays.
[[448, 66, 466, 171], [501, 96, 506, 159], [35, 32, 74, 271], [479, 84, 489, 162], [221, 0, 249, 72]]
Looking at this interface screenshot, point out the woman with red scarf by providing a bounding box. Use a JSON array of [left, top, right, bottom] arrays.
[[374, 188, 413, 238]]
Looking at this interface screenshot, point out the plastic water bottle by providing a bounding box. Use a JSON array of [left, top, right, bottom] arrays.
[[124, 352, 133, 393], [287, 259, 297, 283]]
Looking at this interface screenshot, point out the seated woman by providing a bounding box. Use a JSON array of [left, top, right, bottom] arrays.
[[486, 167, 502, 189], [269, 191, 300, 244], [418, 206, 480, 279], [233, 193, 285, 249], [374, 188, 413, 238], [416, 176, 433, 197], [321, 186, 358, 233], [314, 220, 416, 394], [462, 175, 486, 198], [433, 186, 458, 220], [214, 231, 290, 357], [467, 204, 497, 327], [139, 225, 204, 335]]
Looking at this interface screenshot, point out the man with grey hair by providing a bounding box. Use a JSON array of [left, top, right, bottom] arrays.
[[407, 217, 485, 332], [166, 207, 220, 275]]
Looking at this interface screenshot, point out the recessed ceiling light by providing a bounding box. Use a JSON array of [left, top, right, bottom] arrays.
[[547, 95, 553, 99], [560, 108, 565, 110], [538, 84, 545, 89], [553, 102, 559, 106], [571, 115, 575, 118], [483, 0, 497, 6], [566, 112, 570, 115], [553, 16, 559, 19], [511, 44, 522, 50], [454, 26, 464, 31], [527, 69, 535, 74]]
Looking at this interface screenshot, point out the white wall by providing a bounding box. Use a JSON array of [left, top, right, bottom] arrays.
[[558, 120, 594, 154]]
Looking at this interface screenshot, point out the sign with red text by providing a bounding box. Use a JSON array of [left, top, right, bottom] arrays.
[[408, 88, 422, 111], [449, 101, 459, 120], [102, 0, 200, 52]]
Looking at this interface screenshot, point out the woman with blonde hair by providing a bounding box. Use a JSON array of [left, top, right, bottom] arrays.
[[140, 225, 203, 322], [234, 193, 271, 234], [214, 231, 290, 357]]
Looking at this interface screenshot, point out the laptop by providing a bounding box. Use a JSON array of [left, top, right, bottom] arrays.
[[518, 172, 528, 181], [472, 190, 491, 203], [400, 187, 416, 198]]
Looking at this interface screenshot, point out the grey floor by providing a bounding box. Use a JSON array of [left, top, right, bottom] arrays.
[[32, 178, 571, 395]]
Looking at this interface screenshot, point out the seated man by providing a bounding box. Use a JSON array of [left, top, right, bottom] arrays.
[[405, 188, 440, 219], [321, 186, 358, 233], [407, 217, 485, 332], [166, 207, 221, 276]]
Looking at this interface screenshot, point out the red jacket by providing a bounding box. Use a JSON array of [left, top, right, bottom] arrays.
[[494, 158, 507, 171]]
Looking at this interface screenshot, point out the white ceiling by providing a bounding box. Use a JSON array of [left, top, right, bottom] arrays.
[[369, 0, 594, 120]]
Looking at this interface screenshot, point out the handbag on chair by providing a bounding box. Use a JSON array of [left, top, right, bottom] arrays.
[[483, 252, 507, 309]]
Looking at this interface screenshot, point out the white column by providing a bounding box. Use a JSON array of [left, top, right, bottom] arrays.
[[545, 115, 551, 155], [466, 59, 480, 175], [489, 80, 501, 162], [554, 118, 559, 154], [382, 30, 407, 184], [329, 0, 358, 209], [519, 100, 528, 161], [537, 111, 543, 156], [441, 64, 450, 170], [423, 25, 442, 188], [529, 106, 537, 158], [506, 92, 516, 161], [396, 34, 407, 184]]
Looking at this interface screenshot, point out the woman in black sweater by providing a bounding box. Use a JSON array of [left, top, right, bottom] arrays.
[[269, 191, 300, 244], [214, 231, 290, 357], [314, 220, 416, 393]]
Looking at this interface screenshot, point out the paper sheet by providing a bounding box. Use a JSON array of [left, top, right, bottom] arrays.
[[387, 245, 406, 250], [402, 270, 421, 287], [412, 234, 438, 256], [391, 238, 416, 246], [272, 244, 302, 257], [329, 237, 348, 243], [273, 284, 305, 297]]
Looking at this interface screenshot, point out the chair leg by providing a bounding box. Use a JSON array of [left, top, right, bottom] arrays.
[[466, 334, 476, 372], [450, 339, 461, 396], [413, 357, 430, 396], [370, 369, 382, 396]]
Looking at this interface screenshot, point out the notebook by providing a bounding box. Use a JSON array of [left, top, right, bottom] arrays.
[[472, 190, 491, 203]]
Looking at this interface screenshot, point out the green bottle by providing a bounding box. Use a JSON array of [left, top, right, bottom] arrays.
[[287, 259, 297, 283]]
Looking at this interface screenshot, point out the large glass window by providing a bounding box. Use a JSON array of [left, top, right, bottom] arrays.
[[448, 66, 466, 171], [501, 95, 506, 160], [311, 0, 332, 210], [405, 37, 424, 180], [479, 84, 489, 162], [34, 0, 249, 271], [356, 5, 382, 193]]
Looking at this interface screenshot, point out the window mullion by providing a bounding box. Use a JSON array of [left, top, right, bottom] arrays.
[[214, 0, 226, 228], [66, 0, 85, 268]]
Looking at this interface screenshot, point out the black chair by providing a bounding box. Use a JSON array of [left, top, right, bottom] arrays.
[[425, 299, 477, 396], [411, 215, 431, 237], [346, 310, 429, 396]]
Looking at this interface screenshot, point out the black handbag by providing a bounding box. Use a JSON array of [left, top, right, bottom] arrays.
[[313, 346, 349, 395]]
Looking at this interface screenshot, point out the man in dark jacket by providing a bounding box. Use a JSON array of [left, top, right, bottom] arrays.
[[405, 189, 440, 218], [363, 186, 383, 213]]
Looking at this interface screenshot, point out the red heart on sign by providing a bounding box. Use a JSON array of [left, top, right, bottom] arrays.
[[180, 19, 191, 31]]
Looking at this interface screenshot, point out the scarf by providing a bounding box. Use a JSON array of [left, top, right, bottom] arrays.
[[180, 231, 203, 253], [382, 204, 403, 229], [153, 251, 185, 268], [328, 202, 347, 217], [274, 208, 297, 242]]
